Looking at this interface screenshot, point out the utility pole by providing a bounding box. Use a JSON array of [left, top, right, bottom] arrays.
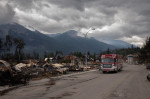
[[83, 28, 95, 69]]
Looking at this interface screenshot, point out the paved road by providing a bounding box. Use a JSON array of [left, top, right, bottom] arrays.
[[1, 63, 150, 99]]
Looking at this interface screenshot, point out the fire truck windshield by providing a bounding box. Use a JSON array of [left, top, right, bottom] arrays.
[[101, 58, 114, 63]]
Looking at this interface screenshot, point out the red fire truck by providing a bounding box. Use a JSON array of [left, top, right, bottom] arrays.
[[100, 54, 123, 73]]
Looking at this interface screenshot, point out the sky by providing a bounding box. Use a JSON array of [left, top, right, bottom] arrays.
[[0, 0, 150, 47]]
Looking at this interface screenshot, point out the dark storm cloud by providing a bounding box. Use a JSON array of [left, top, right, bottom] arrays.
[[48, 0, 86, 11], [10, 0, 34, 10], [0, 2, 15, 24], [139, 10, 150, 18], [0, 0, 150, 46]]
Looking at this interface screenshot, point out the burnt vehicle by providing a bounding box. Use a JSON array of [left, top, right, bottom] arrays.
[[0, 60, 12, 85], [147, 73, 150, 81], [146, 63, 150, 69], [68, 65, 83, 71], [0, 60, 30, 86]]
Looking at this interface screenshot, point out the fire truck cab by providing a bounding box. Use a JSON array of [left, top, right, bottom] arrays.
[[100, 54, 123, 73]]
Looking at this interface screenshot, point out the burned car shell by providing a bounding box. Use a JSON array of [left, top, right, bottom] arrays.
[[0, 60, 12, 85], [147, 73, 150, 81], [146, 63, 150, 69], [0, 60, 30, 85], [0, 60, 11, 71]]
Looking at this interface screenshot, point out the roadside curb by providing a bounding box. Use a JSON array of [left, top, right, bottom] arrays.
[[0, 69, 97, 96], [51, 69, 97, 80], [0, 85, 24, 96]]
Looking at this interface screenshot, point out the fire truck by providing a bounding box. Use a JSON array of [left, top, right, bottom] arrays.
[[100, 54, 123, 73]]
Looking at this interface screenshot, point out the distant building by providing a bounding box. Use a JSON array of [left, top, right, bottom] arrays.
[[65, 55, 84, 66], [127, 54, 139, 65], [127, 54, 133, 64], [44, 57, 54, 63]]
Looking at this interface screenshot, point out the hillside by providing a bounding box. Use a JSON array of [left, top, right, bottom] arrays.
[[53, 30, 116, 54], [101, 39, 135, 48], [0, 23, 120, 55], [0, 23, 60, 55]]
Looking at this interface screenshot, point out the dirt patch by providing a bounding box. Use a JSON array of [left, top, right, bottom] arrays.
[[49, 91, 76, 99], [45, 79, 56, 85], [61, 78, 75, 80], [68, 76, 78, 78], [49, 96, 62, 99], [62, 92, 75, 96]]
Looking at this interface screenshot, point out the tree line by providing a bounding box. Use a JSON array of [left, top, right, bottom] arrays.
[[1, 35, 149, 64], [139, 37, 150, 63], [0, 35, 25, 62], [103, 37, 150, 64]]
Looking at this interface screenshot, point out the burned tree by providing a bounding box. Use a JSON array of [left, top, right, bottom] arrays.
[[13, 38, 25, 62], [5, 35, 13, 53], [0, 38, 2, 57], [4, 35, 13, 60]]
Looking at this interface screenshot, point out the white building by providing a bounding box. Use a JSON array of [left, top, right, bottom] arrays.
[[127, 54, 134, 64]]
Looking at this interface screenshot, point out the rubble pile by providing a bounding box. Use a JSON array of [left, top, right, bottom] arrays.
[[0, 60, 31, 86], [0, 60, 69, 86]]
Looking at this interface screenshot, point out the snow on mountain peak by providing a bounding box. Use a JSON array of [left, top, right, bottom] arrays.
[[23, 25, 37, 32]]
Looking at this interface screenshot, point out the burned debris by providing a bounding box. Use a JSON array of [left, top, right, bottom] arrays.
[[0, 59, 69, 86], [0, 60, 30, 86]]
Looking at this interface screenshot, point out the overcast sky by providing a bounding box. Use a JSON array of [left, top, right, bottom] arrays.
[[0, 0, 150, 47]]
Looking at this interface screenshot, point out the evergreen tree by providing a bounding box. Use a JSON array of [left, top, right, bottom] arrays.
[[144, 37, 150, 51], [107, 48, 110, 54], [44, 51, 48, 58], [25, 53, 31, 60], [73, 51, 83, 58], [139, 37, 150, 63], [93, 53, 96, 61], [33, 51, 39, 60]]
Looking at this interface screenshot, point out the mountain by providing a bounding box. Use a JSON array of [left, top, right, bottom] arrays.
[[46, 33, 61, 38], [0, 23, 61, 55], [23, 25, 37, 32], [101, 39, 135, 48], [53, 30, 116, 54], [0, 23, 124, 56]]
